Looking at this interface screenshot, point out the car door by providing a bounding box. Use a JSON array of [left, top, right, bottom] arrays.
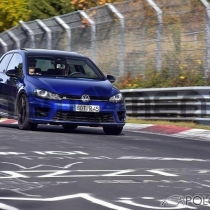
[[4, 53, 24, 118], [0, 53, 14, 117]]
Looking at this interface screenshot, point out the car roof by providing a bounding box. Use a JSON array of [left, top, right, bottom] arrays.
[[9, 48, 87, 59]]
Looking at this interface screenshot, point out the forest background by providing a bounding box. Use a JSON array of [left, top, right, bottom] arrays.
[[0, 0, 123, 33]]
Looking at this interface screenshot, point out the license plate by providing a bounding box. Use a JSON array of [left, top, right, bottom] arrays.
[[75, 105, 100, 112]]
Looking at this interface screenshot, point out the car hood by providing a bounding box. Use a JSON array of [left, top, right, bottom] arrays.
[[26, 76, 117, 97]]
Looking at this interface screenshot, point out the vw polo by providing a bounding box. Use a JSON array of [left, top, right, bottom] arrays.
[[0, 49, 126, 135]]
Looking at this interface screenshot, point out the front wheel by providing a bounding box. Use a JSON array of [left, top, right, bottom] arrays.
[[103, 126, 123, 135], [17, 94, 38, 131]]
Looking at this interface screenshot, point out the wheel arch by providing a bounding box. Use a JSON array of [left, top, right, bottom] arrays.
[[15, 90, 27, 115]]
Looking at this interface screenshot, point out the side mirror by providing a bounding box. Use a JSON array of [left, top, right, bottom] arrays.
[[6, 69, 19, 77], [107, 75, 116, 83]]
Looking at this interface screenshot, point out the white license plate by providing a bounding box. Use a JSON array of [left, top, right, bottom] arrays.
[[75, 105, 100, 112]]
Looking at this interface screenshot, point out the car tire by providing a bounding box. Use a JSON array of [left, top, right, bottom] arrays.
[[62, 125, 78, 131], [17, 94, 38, 131], [103, 126, 123, 135]]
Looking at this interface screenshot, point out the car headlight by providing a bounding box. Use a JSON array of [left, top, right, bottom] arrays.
[[109, 93, 124, 103], [34, 89, 61, 100]]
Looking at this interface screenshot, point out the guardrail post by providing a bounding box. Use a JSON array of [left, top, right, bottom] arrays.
[[36, 19, 52, 50], [79, 11, 96, 62], [107, 3, 125, 77], [0, 38, 8, 53], [54, 16, 71, 51], [200, 0, 210, 77], [7, 31, 21, 49], [19, 20, 36, 48], [146, 0, 162, 72]]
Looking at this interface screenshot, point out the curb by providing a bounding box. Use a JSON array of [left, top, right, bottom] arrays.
[[0, 119, 17, 124], [1, 119, 210, 141], [124, 123, 210, 141]]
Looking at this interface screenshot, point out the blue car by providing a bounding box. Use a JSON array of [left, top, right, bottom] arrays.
[[0, 49, 126, 135]]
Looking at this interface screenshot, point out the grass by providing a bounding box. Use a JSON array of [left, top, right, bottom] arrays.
[[126, 117, 210, 130]]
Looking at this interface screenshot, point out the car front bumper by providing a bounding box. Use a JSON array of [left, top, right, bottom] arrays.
[[28, 97, 126, 127]]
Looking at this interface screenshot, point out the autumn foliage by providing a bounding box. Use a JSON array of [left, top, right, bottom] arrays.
[[115, 68, 210, 89], [71, 0, 123, 10], [0, 0, 31, 32], [0, 0, 123, 33]]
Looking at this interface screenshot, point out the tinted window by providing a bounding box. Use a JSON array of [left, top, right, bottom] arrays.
[[36, 59, 54, 71], [7, 53, 23, 76], [27, 55, 104, 79], [66, 59, 100, 78], [0, 53, 13, 73]]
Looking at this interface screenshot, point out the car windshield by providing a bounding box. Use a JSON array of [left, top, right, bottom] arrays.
[[27, 55, 104, 79]]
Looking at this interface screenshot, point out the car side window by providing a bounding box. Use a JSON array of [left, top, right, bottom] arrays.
[[0, 53, 13, 73], [7, 53, 23, 76]]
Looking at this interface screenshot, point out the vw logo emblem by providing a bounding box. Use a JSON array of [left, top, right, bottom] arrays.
[[81, 94, 90, 102]]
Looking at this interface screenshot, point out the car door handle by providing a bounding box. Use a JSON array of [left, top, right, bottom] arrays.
[[0, 78, 3, 82]]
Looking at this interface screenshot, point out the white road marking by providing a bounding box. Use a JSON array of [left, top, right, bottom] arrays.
[[94, 180, 142, 183], [0, 193, 131, 210], [38, 170, 71, 178], [147, 169, 178, 177], [33, 151, 88, 155], [0, 162, 83, 169], [197, 170, 210, 174], [12, 190, 41, 197], [80, 156, 112, 159], [2, 153, 210, 162], [0, 171, 29, 178], [158, 185, 169, 188], [0, 203, 19, 210], [191, 181, 210, 188], [0, 170, 154, 178], [173, 187, 192, 191], [102, 170, 136, 176], [118, 156, 210, 162], [0, 152, 25, 155], [143, 180, 190, 183]]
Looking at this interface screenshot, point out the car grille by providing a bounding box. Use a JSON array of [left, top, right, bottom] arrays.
[[53, 112, 115, 122], [60, 95, 109, 101]]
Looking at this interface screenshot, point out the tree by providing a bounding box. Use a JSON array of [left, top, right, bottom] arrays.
[[50, 0, 74, 15], [28, 0, 59, 20], [0, 0, 31, 32], [28, 0, 73, 20], [0, 0, 123, 33], [71, 0, 123, 10]]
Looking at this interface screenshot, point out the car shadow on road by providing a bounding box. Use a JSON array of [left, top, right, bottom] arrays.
[[0, 124, 125, 136]]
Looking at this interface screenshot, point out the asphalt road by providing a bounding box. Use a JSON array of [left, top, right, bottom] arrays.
[[0, 124, 210, 210]]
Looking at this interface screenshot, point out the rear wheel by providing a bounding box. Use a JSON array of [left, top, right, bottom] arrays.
[[62, 125, 77, 131], [103, 126, 123, 135], [17, 94, 38, 131]]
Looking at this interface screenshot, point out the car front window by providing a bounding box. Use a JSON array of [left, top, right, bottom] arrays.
[[27, 55, 104, 79]]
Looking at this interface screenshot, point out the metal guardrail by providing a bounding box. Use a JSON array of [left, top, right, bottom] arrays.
[[121, 87, 210, 124]]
